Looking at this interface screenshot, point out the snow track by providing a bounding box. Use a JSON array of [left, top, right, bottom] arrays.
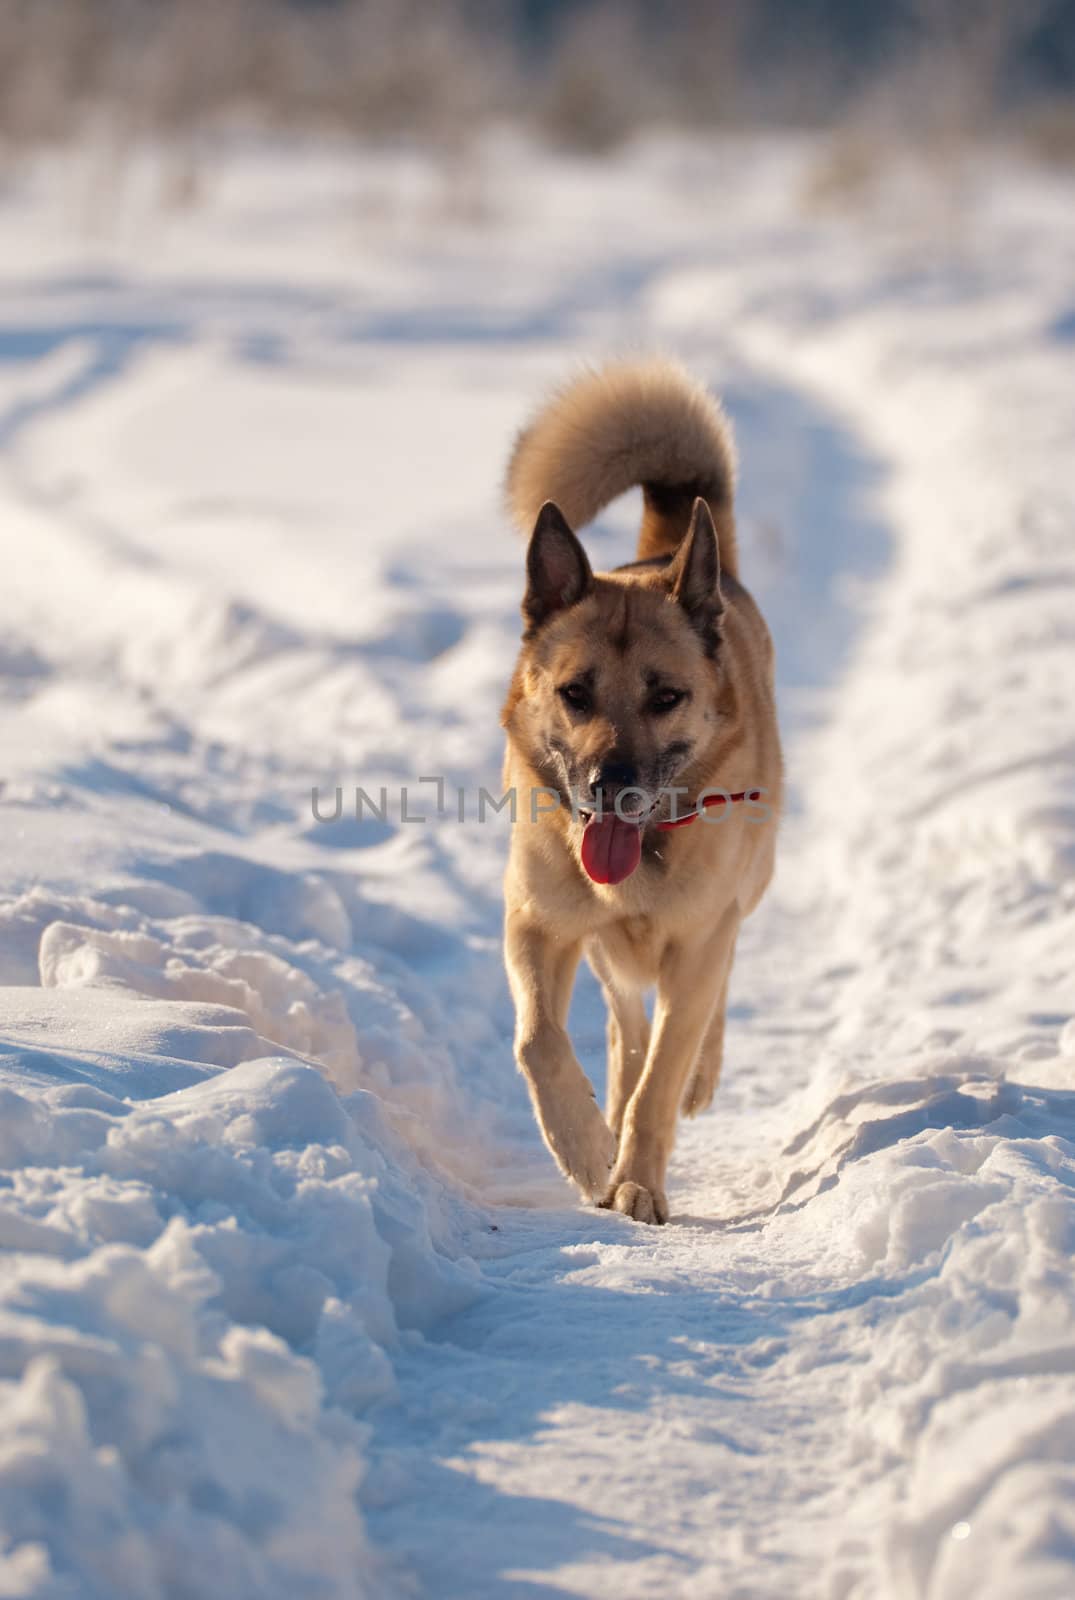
[[0, 139, 1073, 1597]]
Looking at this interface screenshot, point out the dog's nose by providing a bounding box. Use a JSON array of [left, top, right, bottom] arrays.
[[589, 760, 639, 806]]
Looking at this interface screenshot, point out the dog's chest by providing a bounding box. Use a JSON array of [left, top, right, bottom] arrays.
[[590, 914, 664, 987]]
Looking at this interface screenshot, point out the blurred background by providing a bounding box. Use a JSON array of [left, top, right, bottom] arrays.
[[1, 0, 1073, 201]]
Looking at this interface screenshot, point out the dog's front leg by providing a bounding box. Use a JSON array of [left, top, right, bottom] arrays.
[[505, 912, 616, 1199], [603, 905, 740, 1224], [587, 943, 650, 1139]]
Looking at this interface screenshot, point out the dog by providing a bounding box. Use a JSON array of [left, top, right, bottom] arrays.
[[501, 358, 782, 1223]]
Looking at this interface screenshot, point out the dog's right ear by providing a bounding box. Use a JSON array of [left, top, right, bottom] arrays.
[[666, 498, 723, 655], [522, 502, 594, 632]]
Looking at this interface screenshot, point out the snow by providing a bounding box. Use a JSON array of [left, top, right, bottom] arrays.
[[0, 132, 1073, 1597]]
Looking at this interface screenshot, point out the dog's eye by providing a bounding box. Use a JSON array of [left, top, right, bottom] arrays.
[[559, 682, 592, 714], [649, 688, 686, 714]]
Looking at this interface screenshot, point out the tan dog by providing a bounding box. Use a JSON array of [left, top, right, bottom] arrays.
[[501, 359, 782, 1223]]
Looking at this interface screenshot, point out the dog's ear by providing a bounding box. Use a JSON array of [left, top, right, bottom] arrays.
[[666, 498, 723, 654], [523, 502, 593, 632]]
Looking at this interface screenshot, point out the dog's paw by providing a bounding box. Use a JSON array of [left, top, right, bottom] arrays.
[[545, 1091, 616, 1200], [599, 1180, 668, 1225], [681, 1069, 715, 1119], [682, 1051, 722, 1118]]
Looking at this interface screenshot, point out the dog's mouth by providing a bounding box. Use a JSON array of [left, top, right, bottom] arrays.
[[576, 794, 654, 886]]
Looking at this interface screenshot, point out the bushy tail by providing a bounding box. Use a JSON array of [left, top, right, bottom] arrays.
[[505, 357, 738, 575]]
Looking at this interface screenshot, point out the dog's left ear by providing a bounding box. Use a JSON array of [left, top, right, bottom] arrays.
[[523, 502, 594, 633], [666, 498, 724, 654]]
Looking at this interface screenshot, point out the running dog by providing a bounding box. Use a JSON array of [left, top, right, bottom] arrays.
[[501, 358, 782, 1223]]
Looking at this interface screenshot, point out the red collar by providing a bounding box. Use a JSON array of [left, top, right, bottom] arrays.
[[656, 790, 760, 830]]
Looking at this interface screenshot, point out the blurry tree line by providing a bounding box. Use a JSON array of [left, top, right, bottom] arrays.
[[0, 0, 1071, 155]]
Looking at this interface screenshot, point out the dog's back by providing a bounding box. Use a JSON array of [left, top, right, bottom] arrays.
[[505, 357, 739, 573]]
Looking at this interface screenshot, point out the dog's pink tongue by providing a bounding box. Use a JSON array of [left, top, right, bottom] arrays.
[[581, 813, 643, 885]]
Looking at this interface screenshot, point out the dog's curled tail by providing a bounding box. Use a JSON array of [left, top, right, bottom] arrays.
[[505, 357, 738, 575]]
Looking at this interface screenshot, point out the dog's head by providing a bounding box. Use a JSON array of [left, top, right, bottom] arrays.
[[503, 499, 726, 863]]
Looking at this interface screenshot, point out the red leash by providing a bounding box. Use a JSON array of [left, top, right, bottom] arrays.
[[655, 789, 761, 830]]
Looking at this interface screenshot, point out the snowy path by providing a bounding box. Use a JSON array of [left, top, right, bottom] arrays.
[[0, 140, 1073, 1598]]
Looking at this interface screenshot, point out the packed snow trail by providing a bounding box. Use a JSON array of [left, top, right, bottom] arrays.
[[0, 139, 1072, 1598]]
